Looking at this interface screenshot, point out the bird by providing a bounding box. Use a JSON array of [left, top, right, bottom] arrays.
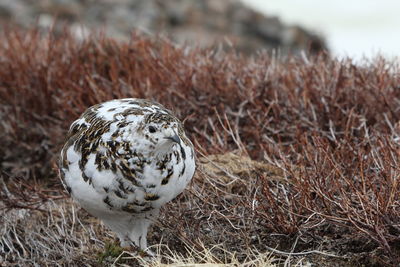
[[59, 98, 195, 254]]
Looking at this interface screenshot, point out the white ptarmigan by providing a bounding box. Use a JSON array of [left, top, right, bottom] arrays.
[[59, 98, 195, 254]]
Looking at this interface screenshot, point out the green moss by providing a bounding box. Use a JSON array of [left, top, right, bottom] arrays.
[[97, 242, 124, 264]]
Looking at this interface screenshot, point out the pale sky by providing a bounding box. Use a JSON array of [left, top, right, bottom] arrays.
[[242, 0, 400, 60]]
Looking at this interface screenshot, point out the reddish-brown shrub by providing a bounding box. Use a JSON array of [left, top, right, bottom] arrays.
[[0, 29, 399, 265]]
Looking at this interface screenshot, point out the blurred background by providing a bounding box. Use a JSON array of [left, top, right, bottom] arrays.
[[0, 0, 398, 60], [244, 0, 400, 60]]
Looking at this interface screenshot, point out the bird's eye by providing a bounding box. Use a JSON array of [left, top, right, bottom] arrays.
[[148, 126, 156, 133]]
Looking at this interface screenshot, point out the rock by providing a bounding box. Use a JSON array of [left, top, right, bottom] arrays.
[[0, 0, 328, 55]]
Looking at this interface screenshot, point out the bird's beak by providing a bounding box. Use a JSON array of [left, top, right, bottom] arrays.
[[165, 134, 181, 144]]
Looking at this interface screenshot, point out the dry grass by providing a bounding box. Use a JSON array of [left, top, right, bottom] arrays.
[[1, 28, 400, 266]]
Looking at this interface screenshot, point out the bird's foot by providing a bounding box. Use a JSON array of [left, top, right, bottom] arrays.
[[139, 248, 155, 258], [120, 240, 155, 258]]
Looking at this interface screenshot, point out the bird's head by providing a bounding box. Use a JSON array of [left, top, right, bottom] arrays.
[[138, 112, 182, 156]]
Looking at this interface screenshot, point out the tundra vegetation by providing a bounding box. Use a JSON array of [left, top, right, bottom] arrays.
[[0, 29, 399, 266]]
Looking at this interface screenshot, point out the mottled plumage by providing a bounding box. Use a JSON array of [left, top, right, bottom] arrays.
[[60, 98, 195, 253]]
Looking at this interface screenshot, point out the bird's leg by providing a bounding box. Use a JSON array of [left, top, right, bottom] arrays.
[[127, 220, 149, 248], [118, 234, 155, 257], [127, 217, 156, 256]]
